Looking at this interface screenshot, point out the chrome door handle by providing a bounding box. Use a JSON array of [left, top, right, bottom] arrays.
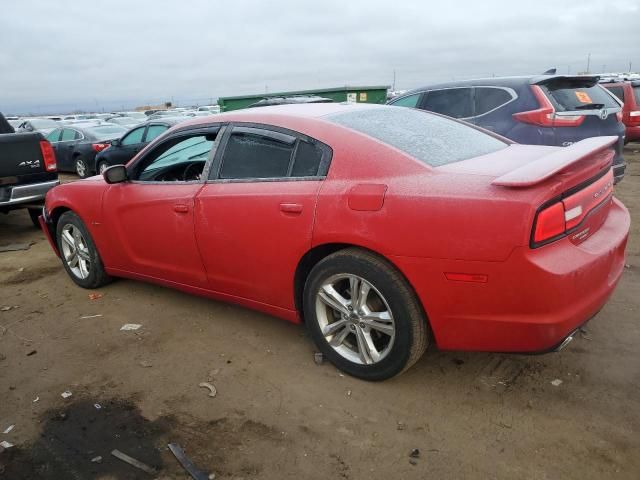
[[173, 204, 189, 213]]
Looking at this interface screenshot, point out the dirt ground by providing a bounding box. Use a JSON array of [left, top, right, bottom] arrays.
[[1, 147, 639, 480]]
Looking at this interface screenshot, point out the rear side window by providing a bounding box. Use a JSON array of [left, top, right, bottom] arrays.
[[328, 107, 508, 167], [46, 129, 62, 142], [474, 87, 514, 116], [292, 140, 323, 177], [61, 129, 77, 141], [541, 81, 619, 111], [604, 86, 625, 102], [390, 93, 421, 108], [634, 86, 640, 104], [220, 129, 296, 179], [145, 125, 168, 142], [422, 88, 473, 118]]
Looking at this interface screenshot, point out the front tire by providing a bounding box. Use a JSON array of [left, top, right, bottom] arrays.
[[303, 248, 428, 381], [56, 211, 111, 288], [97, 161, 109, 175], [75, 155, 89, 178]]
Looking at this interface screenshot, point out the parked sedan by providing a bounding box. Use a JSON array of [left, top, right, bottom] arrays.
[[39, 104, 629, 381], [104, 116, 142, 128], [94, 118, 185, 174], [45, 124, 127, 177], [388, 75, 626, 183]]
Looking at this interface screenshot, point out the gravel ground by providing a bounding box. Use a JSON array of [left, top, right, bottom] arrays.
[[1, 146, 639, 479]]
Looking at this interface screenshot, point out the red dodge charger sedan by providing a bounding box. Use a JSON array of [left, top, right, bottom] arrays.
[[39, 104, 630, 380]]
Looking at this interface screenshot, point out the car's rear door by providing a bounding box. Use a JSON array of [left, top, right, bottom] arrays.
[[56, 128, 82, 171], [194, 124, 329, 310], [101, 127, 219, 287]]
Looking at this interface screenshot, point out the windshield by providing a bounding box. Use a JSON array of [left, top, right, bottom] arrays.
[[327, 107, 508, 167], [30, 118, 58, 128], [86, 125, 127, 140]]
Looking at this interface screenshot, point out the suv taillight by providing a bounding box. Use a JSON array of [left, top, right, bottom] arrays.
[[39, 140, 57, 172], [513, 85, 585, 127]]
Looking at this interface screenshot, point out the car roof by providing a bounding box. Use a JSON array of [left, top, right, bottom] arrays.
[[400, 74, 602, 95]]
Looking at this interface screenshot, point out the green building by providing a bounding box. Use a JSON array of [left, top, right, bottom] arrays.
[[217, 85, 390, 112]]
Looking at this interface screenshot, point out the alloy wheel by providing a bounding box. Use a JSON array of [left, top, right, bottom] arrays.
[[76, 159, 87, 177], [60, 224, 91, 279], [315, 273, 395, 365]]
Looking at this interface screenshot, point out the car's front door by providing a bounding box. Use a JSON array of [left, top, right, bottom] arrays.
[[101, 128, 219, 287], [195, 125, 329, 310], [56, 128, 82, 171]]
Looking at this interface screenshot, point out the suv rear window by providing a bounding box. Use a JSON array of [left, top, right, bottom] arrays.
[[327, 107, 508, 167], [541, 81, 619, 111]]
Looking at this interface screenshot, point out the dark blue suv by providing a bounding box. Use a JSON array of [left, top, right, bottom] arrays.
[[388, 75, 626, 182]]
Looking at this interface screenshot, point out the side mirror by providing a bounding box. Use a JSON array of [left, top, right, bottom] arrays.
[[103, 164, 128, 184], [111, 139, 121, 147]]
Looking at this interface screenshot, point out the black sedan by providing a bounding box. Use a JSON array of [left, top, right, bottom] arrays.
[[45, 124, 127, 178], [94, 118, 185, 174]]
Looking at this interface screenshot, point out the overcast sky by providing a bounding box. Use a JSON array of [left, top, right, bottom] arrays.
[[1, 0, 638, 114]]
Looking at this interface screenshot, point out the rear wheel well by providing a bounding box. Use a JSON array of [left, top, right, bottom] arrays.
[[294, 244, 424, 323]]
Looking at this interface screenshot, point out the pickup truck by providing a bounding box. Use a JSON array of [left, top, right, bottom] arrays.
[[1, 112, 59, 226]]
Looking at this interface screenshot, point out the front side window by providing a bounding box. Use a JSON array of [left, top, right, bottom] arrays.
[[421, 88, 473, 118], [121, 127, 145, 146], [145, 125, 169, 142], [390, 93, 422, 108], [136, 133, 216, 182], [474, 87, 514, 116], [219, 128, 296, 179]]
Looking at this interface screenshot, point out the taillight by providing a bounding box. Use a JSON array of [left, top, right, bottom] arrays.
[[630, 111, 640, 117], [92, 143, 110, 152], [39, 140, 57, 172], [533, 202, 566, 244], [513, 85, 585, 127]]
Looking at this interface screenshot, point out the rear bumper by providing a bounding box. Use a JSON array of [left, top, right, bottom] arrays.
[[393, 197, 630, 352], [0, 179, 59, 209]]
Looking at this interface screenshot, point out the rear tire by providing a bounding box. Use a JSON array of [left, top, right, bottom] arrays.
[[303, 248, 428, 381], [56, 211, 111, 289], [75, 155, 89, 178], [27, 208, 41, 228]]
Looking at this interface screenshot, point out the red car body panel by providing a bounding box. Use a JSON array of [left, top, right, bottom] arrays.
[[41, 104, 630, 352]]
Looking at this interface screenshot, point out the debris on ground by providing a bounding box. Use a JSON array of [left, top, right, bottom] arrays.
[[120, 323, 142, 331], [26, 350, 37, 356], [198, 382, 217, 398], [551, 379, 563, 387], [61, 390, 73, 399], [396, 421, 406, 431], [3, 425, 15, 434], [168, 442, 214, 480], [80, 314, 103, 319], [313, 352, 324, 365], [94, 403, 102, 410], [88, 293, 103, 301], [32, 396, 39, 403], [346, 390, 352, 397], [139, 360, 153, 368], [111, 449, 157, 475], [1, 305, 20, 312], [91, 456, 102, 463], [0, 242, 33, 253], [409, 448, 420, 458], [0, 441, 14, 449]]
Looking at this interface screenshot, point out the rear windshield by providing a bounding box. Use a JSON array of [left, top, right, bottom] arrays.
[[86, 125, 127, 140], [541, 81, 619, 111], [327, 107, 508, 167]]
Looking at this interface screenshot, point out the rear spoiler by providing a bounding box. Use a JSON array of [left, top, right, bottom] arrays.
[[530, 75, 600, 87], [492, 136, 617, 187]]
